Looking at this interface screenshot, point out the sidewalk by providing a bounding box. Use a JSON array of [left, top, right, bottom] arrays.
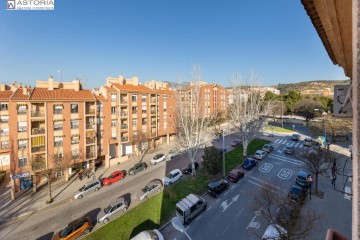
[[0, 142, 175, 224]]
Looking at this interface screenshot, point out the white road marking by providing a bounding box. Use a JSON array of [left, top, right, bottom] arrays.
[[289, 142, 295, 147], [274, 139, 280, 143], [268, 154, 303, 166], [247, 176, 280, 190], [344, 187, 352, 200], [195, 215, 202, 221], [224, 191, 228, 195], [277, 168, 294, 179], [294, 143, 300, 148], [207, 206, 212, 211], [231, 185, 235, 189], [299, 144, 303, 148], [216, 199, 220, 203], [259, 163, 273, 173]]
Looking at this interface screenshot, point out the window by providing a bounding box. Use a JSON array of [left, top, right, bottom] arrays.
[[71, 104, 78, 113], [53, 105, 63, 114], [111, 94, 117, 102], [97, 103, 103, 112], [17, 106, 27, 115], [0, 115, 9, 123], [54, 136, 63, 147], [54, 121, 63, 131], [163, 95, 167, 102], [18, 157, 27, 168], [0, 128, 9, 136], [18, 122, 27, 132], [18, 140, 27, 150], [72, 149, 80, 160], [0, 103, 8, 111], [132, 106, 138, 114], [132, 94, 137, 102], [142, 95, 147, 102], [132, 119, 137, 126], [142, 105, 146, 114], [71, 120, 79, 129], [1, 140, 9, 149], [111, 132, 116, 140], [142, 118, 147, 125], [111, 120, 117, 127], [71, 135, 79, 144], [111, 107, 116, 115]]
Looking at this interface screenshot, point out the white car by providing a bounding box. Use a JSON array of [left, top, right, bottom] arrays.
[[163, 169, 183, 186], [254, 150, 267, 160], [150, 154, 166, 165], [168, 150, 181, 159], [131, 229, 164, 240]]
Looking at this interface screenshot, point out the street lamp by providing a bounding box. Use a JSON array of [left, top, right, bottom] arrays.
[[222, 128, 229, 177], [171, 217, 192, 240], [322, 112, 327, 141]]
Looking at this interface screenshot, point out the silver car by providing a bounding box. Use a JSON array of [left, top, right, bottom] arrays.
[[136, 179, 163, 201], [97, 197, 129, 224], [74, 180, 101, 199]]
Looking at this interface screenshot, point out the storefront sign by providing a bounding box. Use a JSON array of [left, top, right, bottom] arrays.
[[11, 172, 31, 180]]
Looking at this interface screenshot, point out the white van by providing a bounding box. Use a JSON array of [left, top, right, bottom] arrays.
[[303, 137, 313, 147], [176, 193, 207, 225]]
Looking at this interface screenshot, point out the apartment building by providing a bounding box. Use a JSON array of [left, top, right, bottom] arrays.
[[201, 84, 227, 118], [7, 77, 97, 192], [92, 76, 176, 167]]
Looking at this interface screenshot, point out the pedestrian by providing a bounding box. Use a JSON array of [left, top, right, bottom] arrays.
[[78, 171, 83, 181], [87, 170, 90, 179], [333, 174, 337, 188]]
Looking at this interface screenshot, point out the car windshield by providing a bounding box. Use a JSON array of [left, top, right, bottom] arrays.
[[104, 205, 112, 214], [79, 186, 85, 191], [166, 172, 173, 178], [142, 186, 149, 192], [59, 227, 71, 238], [107, 175, 114, 179], [244, 160, 250, 165], [154, 154, 162, 159]]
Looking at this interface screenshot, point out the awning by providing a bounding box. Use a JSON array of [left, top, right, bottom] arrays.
[[16, 104, 27, 108], [31, 119, 45, 122], [54, 105, 63, 110], [31, 136, 45, 147], [53, 103, 63, 106], [53, 119, 65, 122]]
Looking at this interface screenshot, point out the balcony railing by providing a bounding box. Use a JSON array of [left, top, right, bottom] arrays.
[[86, 152, 96, 159], [31, 111, 45, 117], [86, 138, 96, 144], [120, 100, 128, 105], [32, 128, 45, 135], [72, 155, 80, 160], [18, 127, 27, 132], [121, 124, 128, 129], [120, 112, 128, 117], [17, 111, 27, 115], [0, 132, 9, 137], [150, 99, 156, 104], [32, 146, 45, 153], [86, 109, 95, 115], [54, 142, 63, 147], [111, 137, 116, 140], [151, 110, 156, 115], [86, 124, 96, 129], [121, 136, 128, 141], [54, 110, 62, 115]]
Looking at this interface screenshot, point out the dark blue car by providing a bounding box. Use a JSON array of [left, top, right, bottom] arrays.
[[242, 157, 257, 170]]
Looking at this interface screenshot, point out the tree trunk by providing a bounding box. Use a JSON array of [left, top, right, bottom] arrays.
[[47, 177, 52, 203], [191, 157, 197, 176], [243, 140, 249, 157], [314, 173, 319, 192]]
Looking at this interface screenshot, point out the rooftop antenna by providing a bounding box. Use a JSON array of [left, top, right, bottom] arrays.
[[57, 70, 63, 82]]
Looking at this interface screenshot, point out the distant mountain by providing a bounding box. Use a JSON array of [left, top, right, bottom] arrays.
[[276, 80, 350, 94]]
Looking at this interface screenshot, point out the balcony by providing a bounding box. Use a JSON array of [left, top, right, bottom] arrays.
[[54, 142, 63, 147], [111, 137, 116, 140], [86, 152, 96, 159], [120, 100, 128, 105], [31, 111, 45, 117], [120, 112, 128, 117], [86, 124, 96, 129], [86, 109, 95, 115], [151, 110, 156, 115], [17, 110, 27, 115], [150, 98, 156, 104], [72, 155, 80, 160], [121, 136, 128, 142], [86, 138, 96, 144], [0, 132, 9, 137], [18, 127, 27, 133], [32, 146, 45, 153], [121, 124, 128, 129]]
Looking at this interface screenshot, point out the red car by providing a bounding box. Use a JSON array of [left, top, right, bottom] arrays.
[[103, 171, 125, 186]]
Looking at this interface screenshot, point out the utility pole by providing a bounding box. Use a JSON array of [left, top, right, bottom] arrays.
[[222, 129, 225, 177], [281, 100, 284, 128]]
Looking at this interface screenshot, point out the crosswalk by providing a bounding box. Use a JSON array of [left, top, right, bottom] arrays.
[[273, 139, 304, 148]]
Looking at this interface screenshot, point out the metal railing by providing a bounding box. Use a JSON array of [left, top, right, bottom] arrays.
[[121, 124, 128, 129], [120, 112, 128, 116], [86, 109, 95, 115], [120, 100, 128, 104], [32, 128, 45, 135], [31, 146, 45, 153], [17, 111, 27, 115], [86, 138, 96, 144], [54, 110, 62, 115], [86, 152, 96, 159], [121, 137, 128, 141], [31, 111, 45, 117], [86, 124, 96, 129]]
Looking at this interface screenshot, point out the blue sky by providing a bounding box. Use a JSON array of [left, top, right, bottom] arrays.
[[0, 0, 347, 89]]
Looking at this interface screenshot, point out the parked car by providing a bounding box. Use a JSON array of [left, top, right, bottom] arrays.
[[261, 224, 287, 240], [130, 229, 164, 240], [228, 168, 244, 183], [287, 184, 307, 204], [97, 197, 129, 224], [291, 134, 301, 141], [254, 150, 267, 160], [182, 162, 199, 175], [137, 179, 163, 201], [150, 153, 166, 165], [303, 137, 313, 147], [163, 169, 183, 186], [51, 216, 92, 240], [207, 179, 229, 198], [262, 144, 275, 153], [176, 193, 207, 225], [103, 170, 125, 186], [275, 204, 299, 227], [295, 171, 311, 188], [285, 146, 295, 155], [168, 150, 181, 159], [242, 157, 258, 170], [231, 139, 242, 147], [283, 119, 291, 124], [128, 162, 147, 175], [74, 180, 101, 199]]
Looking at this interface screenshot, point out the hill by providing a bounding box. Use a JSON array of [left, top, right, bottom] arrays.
[[276, 80, 350, 94]]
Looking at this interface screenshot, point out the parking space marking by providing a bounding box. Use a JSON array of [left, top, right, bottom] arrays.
[[274, 139, 280, 143], [294, 143, 300, 147], [207, 206, 212, 211], [259, 163, 273, 173], [277, 168, 293, 179], [289, 142, 295, 147], [195, 215, 202, 221], [231, 185, 235, 189], [247, 175, 280, 190], [268, 154, 303, 166], [224, 191, 228, 196]]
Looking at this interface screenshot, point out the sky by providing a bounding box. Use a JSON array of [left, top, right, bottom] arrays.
[[0, 0, 348, 89]]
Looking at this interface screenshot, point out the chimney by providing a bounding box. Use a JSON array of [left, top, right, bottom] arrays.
[[133, 75, 139, 86], [23, 87, 27, 95], [48, 76, 54, 90], [73, 79, 80, 91]]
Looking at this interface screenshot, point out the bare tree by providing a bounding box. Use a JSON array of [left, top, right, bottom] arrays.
[[229, 71, 273, 156], [252, 185, 320, 240], [31, 150, 72, 203], [174, 66, 214, 176], [131, 132, 151, 163], [310, 117, 351, 144]]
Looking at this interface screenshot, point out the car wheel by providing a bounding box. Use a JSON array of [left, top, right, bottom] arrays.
[[157, 187, 162, 192], [169, 181, 173, 186], [108, 183, 112, 186], [122, 207, 128, 213], [83, 228, 91, 235], [145, 196, 148, 200], [78, 195, 83, 199], [95, 187, 99, 191], [203, 204, 207, 211], [154, 162, 157, 165], [103, 218, 109, 224]]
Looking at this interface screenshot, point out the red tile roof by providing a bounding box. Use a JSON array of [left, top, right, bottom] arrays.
[[29, 88, 96, 101], [113, 83, 152, 92], [94, 94, 107, 102], [0, 91, 13, 101], [11, 88, 32, 100]]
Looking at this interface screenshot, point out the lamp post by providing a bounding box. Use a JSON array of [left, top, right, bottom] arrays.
[[281, 100, 284, 128], [322, 112, 327, 141], [222, 129, 229, 177]]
